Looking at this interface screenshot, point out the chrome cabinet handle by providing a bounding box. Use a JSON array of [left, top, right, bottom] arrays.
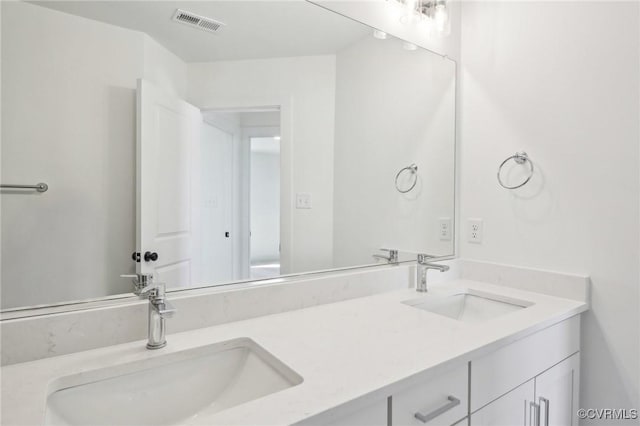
[[539, 397, 549, 426], [530, 401, 541, 426], [414, 395, 460, 423]]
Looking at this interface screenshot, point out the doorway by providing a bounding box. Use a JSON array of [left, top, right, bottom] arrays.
[[249, 136, 281, 279]]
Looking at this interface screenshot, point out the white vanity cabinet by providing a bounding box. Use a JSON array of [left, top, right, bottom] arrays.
[[470, 316, 581, 426], [303, 316, 581, 426]]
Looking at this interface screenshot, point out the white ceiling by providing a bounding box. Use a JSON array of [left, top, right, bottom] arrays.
[[30, 1, 371, 62]]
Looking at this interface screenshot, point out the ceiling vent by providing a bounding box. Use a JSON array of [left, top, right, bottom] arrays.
[[172, 9, 225, 34]]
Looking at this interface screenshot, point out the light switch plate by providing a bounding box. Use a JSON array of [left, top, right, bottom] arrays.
[[296, 192, 312, 209]]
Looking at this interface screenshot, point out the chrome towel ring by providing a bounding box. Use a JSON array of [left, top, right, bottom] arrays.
[[497, 152, 534, 189], [395, 163, 418, 193]]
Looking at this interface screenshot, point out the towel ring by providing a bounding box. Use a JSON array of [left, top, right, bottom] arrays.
[[395, 163, 418, 193], [497, 152, 534, 189]]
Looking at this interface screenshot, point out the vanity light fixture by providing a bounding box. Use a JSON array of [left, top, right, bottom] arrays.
[[390, 0, 451, 37]]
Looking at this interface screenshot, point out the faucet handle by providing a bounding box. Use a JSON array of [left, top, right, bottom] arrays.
[[120, 273, 157, 295], [417, 253, 435, 264], [154, 299, 176, 318], [136, 282, 167, 298], [374, 248, 399, 264], [120, 274, 138, 280]]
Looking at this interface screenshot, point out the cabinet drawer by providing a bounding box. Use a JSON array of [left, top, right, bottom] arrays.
[[470, 316, 580, 412], [392, 363, 468, 426]]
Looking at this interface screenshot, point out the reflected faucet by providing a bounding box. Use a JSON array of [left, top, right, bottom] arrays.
[[416, 254, 450, 292], [373, 248, 399, 264], [121, 274, 176, 349]]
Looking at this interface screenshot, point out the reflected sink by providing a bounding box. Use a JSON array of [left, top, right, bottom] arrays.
[[45, 338, 303, 426], [403, 289, 533, 323]]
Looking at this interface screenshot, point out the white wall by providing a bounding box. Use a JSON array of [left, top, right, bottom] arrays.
[[142, 35, 188, 99], [333, 35, 456, 266], [459, 1, 639, 419], [1, 2, 187, 308], [187, 56, 336, 274]]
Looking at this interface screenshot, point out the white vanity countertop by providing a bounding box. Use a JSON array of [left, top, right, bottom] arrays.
[[1, 279, 587, 425]]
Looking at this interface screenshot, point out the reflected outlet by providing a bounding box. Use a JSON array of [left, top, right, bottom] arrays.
[[439, 217, 452, 241]]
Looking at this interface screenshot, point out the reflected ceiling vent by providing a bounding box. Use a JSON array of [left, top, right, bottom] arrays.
[[172, 9, 226, 34]]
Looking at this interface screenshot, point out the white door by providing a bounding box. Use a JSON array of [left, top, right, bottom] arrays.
[[471, 379, 535, 426], [136, 79, 201, 288], [200, 122, 234, 283], [535, 354, 580, 426]]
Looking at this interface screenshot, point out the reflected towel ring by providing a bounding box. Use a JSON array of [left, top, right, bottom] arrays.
[[497, 152, 534, 189], [395, 163, 418, 193]]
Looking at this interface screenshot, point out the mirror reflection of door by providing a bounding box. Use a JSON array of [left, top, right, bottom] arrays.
[[250, 137, 281, 279], [200, 123, 234, 284]]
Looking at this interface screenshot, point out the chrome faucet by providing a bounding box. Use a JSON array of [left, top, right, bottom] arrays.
[[373, 248, 399, 264], [416, 254, 450, 292], [122, 274, 176, 349]]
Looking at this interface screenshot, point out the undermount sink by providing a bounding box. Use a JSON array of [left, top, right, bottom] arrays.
[[403, 289, 533, 323], [44, 338, 303, 426]]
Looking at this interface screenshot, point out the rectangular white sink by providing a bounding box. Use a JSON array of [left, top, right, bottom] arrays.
[[403, 289, 533, 323], [45, 338, 303, 426]]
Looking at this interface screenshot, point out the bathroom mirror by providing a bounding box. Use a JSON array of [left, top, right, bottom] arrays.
[[1, 1, 456, 311]]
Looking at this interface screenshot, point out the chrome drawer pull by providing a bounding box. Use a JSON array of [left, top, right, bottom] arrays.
[[539, 397, 550, 426], [530, 401, 541, 426], [414, 395, 460, 423]]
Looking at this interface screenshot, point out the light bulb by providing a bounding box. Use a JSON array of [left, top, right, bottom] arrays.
[[400, 0, 417, 24], [433, 3, 450, 36], [405, 0, 417, 13]]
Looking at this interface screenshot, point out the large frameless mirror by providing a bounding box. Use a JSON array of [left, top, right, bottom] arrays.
[[1, 0, 456, 312]]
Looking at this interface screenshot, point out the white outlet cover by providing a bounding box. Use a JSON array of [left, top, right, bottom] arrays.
[[438, 217, 452, 241], [467, 218, 483, 244]]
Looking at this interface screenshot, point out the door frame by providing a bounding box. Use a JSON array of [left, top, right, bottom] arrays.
[[200, 96, 294, 275]]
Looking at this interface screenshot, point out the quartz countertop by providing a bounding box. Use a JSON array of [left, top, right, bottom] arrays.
[[1, 279, 588, 425]]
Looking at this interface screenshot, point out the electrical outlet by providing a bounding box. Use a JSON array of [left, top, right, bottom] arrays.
[[296, 192, 312, 209], [438, 217, 452, 241], [467, 219, 483, 244]]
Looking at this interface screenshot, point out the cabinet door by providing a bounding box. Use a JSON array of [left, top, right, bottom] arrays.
[[535, 353, 580, 426], [470, 379, 535, 426]]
